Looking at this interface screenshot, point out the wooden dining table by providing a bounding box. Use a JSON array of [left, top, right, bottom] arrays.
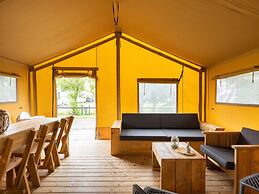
[[0, 117, 59, 188], [0, 117, 59, 138]]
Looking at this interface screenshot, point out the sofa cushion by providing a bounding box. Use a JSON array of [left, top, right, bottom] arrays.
[[200, 145, 234, 170], [122, 114, 160, 129], [238, 127, 259, 145], [120, 129, 169, 141], [163, 129, 204, 141], [160, 113, 200, 129]]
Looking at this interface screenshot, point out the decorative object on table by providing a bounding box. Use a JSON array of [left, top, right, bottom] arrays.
[[0, 109, 10, 134], [170, 136, 179, 149], [176, 143, 195, 156], [16, 111, 31, 122], [186, 142, 191, 154]]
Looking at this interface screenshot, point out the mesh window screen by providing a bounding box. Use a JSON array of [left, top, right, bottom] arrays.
[[216, 71, 259, 105]]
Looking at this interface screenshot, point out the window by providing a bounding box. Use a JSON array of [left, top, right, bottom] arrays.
[[138, 79, 177, 113], [216, 71, 259, 105], [0, 75, 17, 103]]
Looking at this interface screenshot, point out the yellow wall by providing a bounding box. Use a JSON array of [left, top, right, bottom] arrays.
[[0, 58, 29, 122], [120, 39, 199, 114], [35, 36, 201, 138], [36, 66, 53, 116], [36, 40, 117, 129], [207, 49, 259, 131]]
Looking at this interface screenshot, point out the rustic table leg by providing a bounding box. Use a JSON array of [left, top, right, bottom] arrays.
[[152, 151, 160, 171], [160, 159, 175, 191], [191, 159, 205, 193]]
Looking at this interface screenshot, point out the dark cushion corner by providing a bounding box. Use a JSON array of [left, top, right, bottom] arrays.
[[201, 145, 234, 170]]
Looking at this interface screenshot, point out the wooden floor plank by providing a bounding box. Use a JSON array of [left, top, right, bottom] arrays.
[[31, 130, 233, 193]]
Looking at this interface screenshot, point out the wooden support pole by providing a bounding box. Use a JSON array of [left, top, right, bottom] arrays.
[[52, 66, 55, 117], [212, 65, 259, 80], [204, 69, 207, 122], [137, 78, 179, 83], [55, 73, 96, 78], [53, 67, 98, 71], [32, 70, 38, 115], [53, 67, 98, 78], [116, 31, 122, 120], [0, 71, 20, 78], [199, 71, 203, 121], [27, 67, 32, 115]]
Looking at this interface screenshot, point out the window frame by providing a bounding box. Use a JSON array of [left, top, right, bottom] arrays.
[[0, 75, 18, 104], [215, 71, 259, 107], [137, 78, 179, 113]]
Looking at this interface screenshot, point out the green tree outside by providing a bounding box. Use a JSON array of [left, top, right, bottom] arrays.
[[57, 78, 85, 115]]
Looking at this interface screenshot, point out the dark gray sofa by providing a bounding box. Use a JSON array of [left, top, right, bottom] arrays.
[[111, 113, 224, 156], [120, 113, 204, 141]]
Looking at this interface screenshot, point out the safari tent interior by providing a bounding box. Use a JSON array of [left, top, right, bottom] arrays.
[[0, 0, 259, 194]]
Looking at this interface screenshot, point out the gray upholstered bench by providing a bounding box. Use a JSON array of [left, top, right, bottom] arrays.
[[201, 127, 259, 194], [111, 113, 223, 155], [120, 113, 204, 141]]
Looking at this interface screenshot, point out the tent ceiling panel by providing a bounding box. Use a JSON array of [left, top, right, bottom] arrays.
[[120, 0, 259, 66], [0, 0, 114, 65], [1, 0, 259, 66]]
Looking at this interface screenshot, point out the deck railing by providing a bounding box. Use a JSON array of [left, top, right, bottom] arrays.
[[58, 106, 96, 115]]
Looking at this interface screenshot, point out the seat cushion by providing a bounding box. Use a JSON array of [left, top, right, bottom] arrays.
[[238, 127, 259, 145], [122, 114, 160, 129], [120, 129, 168, 141], [163, 129, 204, 141], [200, 145, 234, 170], [160, 113, 200, 129]]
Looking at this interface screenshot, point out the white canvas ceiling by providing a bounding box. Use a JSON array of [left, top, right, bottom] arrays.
[[1, 0, 259, 66]]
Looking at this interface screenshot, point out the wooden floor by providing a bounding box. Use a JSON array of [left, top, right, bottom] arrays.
[[32, 130, 234, 194]]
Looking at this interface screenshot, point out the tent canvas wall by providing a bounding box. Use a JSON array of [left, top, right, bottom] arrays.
[[0, 0, 259, 134], [31, 34, 204, 139]]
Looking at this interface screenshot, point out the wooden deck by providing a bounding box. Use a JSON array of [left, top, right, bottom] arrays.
[[32, 130, 234, 194]]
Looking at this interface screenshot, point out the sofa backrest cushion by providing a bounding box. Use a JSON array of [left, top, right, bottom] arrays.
[[238, 127, 259, 145], [122, 113, 200, 129], [160, 113, 200, 129], [122, 114, 160, 129]]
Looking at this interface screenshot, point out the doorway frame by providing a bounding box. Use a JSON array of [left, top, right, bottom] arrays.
[[52, 66, 98, 139]]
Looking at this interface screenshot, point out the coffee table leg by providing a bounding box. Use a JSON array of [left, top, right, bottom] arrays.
[[152, 151, 160, 170], [160, 160, 175, 191]]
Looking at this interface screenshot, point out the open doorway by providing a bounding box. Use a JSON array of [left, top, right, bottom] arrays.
[[56, 77, 96, 140]]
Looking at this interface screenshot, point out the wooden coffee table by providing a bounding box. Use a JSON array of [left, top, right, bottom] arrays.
[[152, 142, 205, 194]]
